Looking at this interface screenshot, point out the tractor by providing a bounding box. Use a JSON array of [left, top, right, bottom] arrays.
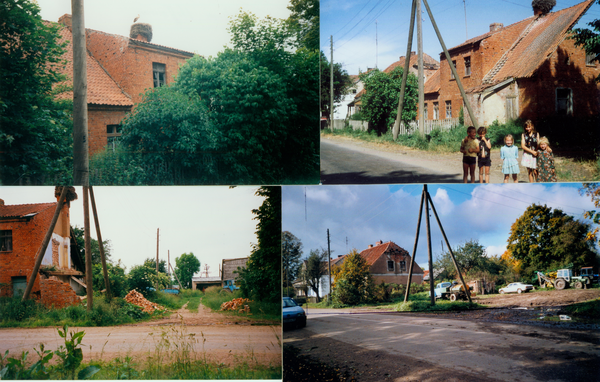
[[536, 269, 591, 290]]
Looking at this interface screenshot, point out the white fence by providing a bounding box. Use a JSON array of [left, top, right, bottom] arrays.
[[333, 118, 460, 135]]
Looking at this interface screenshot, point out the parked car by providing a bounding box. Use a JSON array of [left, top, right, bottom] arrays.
[[283, 297, 306, 329], [499, 282, 534, 294]]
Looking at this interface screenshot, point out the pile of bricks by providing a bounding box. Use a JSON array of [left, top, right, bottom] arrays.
[[40, 278, 80, 309], [124, 290, 165, 313], [220, 298, 252, 312]]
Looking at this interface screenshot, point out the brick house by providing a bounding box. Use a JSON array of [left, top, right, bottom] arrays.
[[54, 15, 195, 154], [423, 0, 599, 126], [0, 187, 84, 308], [334, 240, 424, 285], [221, 257, 248, 289]]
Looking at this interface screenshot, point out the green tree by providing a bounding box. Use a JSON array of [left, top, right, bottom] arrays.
[[174, 253, 200, 289], [72, 226, 112, 266], [236, 187, 281, 303], [0, 0, 73, 185], [286, 0, 319, 51], [434, 240, 501, 281], [128, 264, 170, 296], [331, 249, 374, 306], [320, 51, 352, 120], [282, 231, 303, 290], [92, 261, 128, 298], [302, 248, 328, 302], [360, 67, 418, 135], [572, 0, 600, 80], [506, 204, 598, 278], [580, 182, 600, 243], [143, 258, 167, 274]]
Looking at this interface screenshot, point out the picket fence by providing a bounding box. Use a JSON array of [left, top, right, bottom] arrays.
[[332, 118, 460, 135]]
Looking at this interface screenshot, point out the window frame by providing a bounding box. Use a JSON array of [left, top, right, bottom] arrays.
[[555, 87, 573, 116], [0, 230, 13, 252], [387, 260, 394, 272], [464, 56, 471, 76], [153, 62, 166, 88], [445, 100, 452, 119]]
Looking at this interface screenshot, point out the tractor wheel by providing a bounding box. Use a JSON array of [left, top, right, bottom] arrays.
[[555, 279, 566, 290], [574, 281, 583, 289], [450, 294, 457, 302], [517, 289, 522, 294]]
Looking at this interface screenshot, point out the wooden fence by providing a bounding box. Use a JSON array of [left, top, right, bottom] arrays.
[[332, 118, 460, 135]]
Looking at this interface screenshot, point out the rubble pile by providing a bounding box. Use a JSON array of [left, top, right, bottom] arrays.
[[220, 298, 253, 312], [124, 290, 165, 313]]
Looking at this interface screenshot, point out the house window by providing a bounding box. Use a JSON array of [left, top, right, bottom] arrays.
[[586, 53, 597, 66], [445, 100, 452, 118], [352, 88, 357, 94], [433, 102, 439, 120], [464, 56, 471, 76], [106, 124, 122, 151], [153, 63, 166, 87], [399, 261, 406, 272], [423, 103, 428, 120], [387, 260, 394, 271], [556, 88, 572, 116], [0, 230, 12, 251], [450, 60, 457, 79]]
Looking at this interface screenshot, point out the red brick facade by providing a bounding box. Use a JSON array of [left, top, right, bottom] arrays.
[[40, 278, 80, 309]]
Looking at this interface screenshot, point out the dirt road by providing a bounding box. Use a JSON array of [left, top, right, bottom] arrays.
[[285, 288, 600, 381], [0, 302, 282, 367]]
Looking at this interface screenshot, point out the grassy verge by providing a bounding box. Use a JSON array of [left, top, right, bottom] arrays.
[[201, 286, 281, 322], [559, 298, 600, 319]]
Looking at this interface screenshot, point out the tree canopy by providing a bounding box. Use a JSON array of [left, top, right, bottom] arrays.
[[572, 0, 600, 80], [331, 250, 374, 306], [359, 67, 418, 135], [72, 226, 112, 266], [174, 253, 200, 289], [506, 204, 598, 277], [282, 231, 303, 288], [237, 187, 281, 303], [434, 240, 501, 281], [320, 51, 352, 120], [286, 0, 319, 51], [0, 0, 73, 185], [303, 248, 328, 302], [580, 183, 600, 243]]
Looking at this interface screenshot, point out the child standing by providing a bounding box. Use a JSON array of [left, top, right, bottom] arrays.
[[501, 134, 519, 183], [536, 137, 557, 182], [477, 126, 491, 183], [521, 120, 539, 182], [460, 126, 480, 183]]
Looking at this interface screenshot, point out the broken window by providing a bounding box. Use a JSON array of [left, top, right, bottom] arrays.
[[106, 124, 122, 151], [556, 88, 572, 116], [464, 56, 471, 76], [445, 100, 452, 119], [0, 230, 12, 251], [387, 260, 394, 271], [153, 63, 166, 87]]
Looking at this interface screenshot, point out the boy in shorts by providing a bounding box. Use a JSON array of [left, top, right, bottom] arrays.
[[460, 126, 479, 183], [477, 126, 491, 183]]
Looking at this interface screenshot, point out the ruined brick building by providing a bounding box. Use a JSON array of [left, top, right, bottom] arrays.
[[53, 15, 195, 154], [0, 187, 84, 308], [424, 0, 599, 125]]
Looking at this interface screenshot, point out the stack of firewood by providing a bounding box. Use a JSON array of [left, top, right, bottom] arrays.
[[124, 290, 165, 313], [220, 297, 252, 311]]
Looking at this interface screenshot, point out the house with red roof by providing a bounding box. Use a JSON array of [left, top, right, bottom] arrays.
[[0, 187, 84, 308], [335, 240, 424, 285], [424, 0, 599, 126], [53, 15, 195, 154]]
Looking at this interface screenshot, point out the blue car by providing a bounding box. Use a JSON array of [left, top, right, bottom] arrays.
[[283, 297, 306, 329]]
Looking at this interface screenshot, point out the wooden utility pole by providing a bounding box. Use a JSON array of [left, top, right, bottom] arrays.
[[330, 35, 334, 131], [424, 185, 435, 305], [156, 228, 159, 291], [83, 186, 93, 310], [89, 186, 111, 299], [22, 188, 68, 301], [417, 0, 425, 135], [327, 229, 332, 301], [71, 0, 89, 185], [404, 187, 425, 303]]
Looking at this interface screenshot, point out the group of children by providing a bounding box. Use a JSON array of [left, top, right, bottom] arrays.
[[460, 120, 557, 183]]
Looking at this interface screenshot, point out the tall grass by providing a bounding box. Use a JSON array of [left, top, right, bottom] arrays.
[[201, 286, 281, 321]]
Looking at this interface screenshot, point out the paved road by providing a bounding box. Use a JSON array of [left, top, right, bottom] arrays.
[[321, 140, 464, 184], [285, 310, 599, 381]]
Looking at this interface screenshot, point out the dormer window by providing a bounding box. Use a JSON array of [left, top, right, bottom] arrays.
[[153, 63, 166, 87]]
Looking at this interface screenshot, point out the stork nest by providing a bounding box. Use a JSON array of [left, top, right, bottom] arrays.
[[130, 23, 153, 42], [54, 186, 78, 204], [532, 0, 556, 14]]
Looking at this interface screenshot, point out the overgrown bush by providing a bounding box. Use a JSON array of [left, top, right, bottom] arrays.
[[0, 298, 44, 322]]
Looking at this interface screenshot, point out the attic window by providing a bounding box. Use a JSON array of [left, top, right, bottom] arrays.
[[0, 230, 12, 251], [153, 63, 166, 87], [387, 260, 394, 271]]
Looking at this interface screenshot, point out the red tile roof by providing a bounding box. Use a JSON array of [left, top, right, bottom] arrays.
[[383, 53, 439, 74], [0, 203, 56, 218], [424, 69, 440, 94], [359, 241, 410, 266], [52, 23, 133, 107], [488, 0, 594, 83]]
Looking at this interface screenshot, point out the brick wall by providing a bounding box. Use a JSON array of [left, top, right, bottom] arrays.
[[40, 277, 80, 308], [88, 107, 131, 155], [0, 207, 55, 297], [368, 254, 423, 286]]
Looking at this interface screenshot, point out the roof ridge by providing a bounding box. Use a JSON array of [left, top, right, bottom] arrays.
[[482, 16, 540, 84]]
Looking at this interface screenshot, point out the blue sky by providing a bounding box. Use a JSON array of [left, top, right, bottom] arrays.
[[282, 183, 597, 268], [321, 0, 600, 75]]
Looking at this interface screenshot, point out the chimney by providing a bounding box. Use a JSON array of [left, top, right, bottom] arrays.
[[489, 23, 503, 32], [130, 23, 153, 43], [533, 7, 543, 16], [376, 240, 383, 246], [368, 244, 373, 248], [58, 14, 72, 28]]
